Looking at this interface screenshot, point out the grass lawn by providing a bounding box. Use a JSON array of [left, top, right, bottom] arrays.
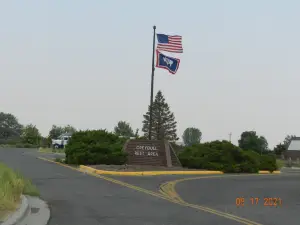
[[276, 159, 285, 169], [0, 163, 39, 221], [38, 147, 65, 154], [0, 144, 16, 148], [276, 159, 300, 168]]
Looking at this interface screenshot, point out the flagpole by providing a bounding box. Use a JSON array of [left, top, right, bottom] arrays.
[[149, 25, 156, 140]]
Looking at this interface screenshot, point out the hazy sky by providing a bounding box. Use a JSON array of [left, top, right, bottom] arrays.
[[1, 1, 300, 148]]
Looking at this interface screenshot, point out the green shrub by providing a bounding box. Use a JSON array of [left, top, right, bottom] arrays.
[[239, 150, 260, 173], [259, 154, 277, 172], [178, 140, 275, 173], [65, 129, 128, 165], [179, 141, 248, 172]]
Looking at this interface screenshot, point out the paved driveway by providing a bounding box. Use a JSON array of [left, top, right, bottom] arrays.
[[0, 148, 241, 225], [175, 174, 300, 225], [1, 148, 298, 225]]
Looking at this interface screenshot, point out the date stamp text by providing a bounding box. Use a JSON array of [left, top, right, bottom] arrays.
[[236, 197, 282, 207]]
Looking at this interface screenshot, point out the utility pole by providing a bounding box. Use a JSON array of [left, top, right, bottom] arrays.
[[229, 132, 232, 143]]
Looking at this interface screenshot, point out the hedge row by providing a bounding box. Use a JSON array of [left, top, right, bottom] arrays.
[[178, 140, 277, 173], [65, 130, 277, 172], [65, 130, 127, 165]]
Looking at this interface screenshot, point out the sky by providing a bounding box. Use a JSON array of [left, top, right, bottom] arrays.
[[1, 0, 300, 148]]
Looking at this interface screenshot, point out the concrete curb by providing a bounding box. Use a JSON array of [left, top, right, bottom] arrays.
[[2, 195, 29, 225], [19, 196, 51, 225], [79, 165, 281, 176]]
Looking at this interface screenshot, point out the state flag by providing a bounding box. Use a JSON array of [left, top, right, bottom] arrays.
[[156, 50, 180, 74]]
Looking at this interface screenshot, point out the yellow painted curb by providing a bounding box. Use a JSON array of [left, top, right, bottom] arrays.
[[79, 165, 224, 176], [258, 170, 281, 174], [79, 165, 282, 176]]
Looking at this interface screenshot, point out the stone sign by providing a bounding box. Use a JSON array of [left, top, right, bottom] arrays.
[[123, 139, 181, 167]]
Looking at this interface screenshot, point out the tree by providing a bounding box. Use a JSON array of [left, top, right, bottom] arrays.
[[142, 90, 178, 141], [21, 124, 41, 145], [48, 125, 64, 139], [48, 125, 76, 140], [238, 131, 269, 154], [62, 125, 76, 134], [283, 135, 296, 149], [0, 112, 23, 139], [114, 121, 134, 138], [134, 128, 139, 138], [182, 127, 202, 146], [259, 136, 269, 153], [273, 143, 286, 156]]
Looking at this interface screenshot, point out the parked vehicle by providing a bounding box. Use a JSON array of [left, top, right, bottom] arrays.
[[52, 133, 72, 149]]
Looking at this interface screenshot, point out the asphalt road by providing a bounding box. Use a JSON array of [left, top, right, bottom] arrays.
[[0, 148, 241, 225], [1, 148, 298, 225], [175, 174, 300, 225]]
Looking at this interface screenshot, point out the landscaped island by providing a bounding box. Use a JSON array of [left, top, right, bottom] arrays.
[[64, 129, 277, 173]]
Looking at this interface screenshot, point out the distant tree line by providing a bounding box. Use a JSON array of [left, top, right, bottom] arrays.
[[0, 112, 77, 148], [0, 90, 295, 158]]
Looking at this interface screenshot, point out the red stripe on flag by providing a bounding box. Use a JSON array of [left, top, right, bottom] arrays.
[[157, 43, 182, 48], [156, 46, 183, 53]]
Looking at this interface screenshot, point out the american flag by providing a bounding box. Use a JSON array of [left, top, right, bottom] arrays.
[[156, 34, 183, 53]]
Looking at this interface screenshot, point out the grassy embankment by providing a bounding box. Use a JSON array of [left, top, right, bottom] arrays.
[[0, 144, 38, 148], [0, 163, 39, 221]]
